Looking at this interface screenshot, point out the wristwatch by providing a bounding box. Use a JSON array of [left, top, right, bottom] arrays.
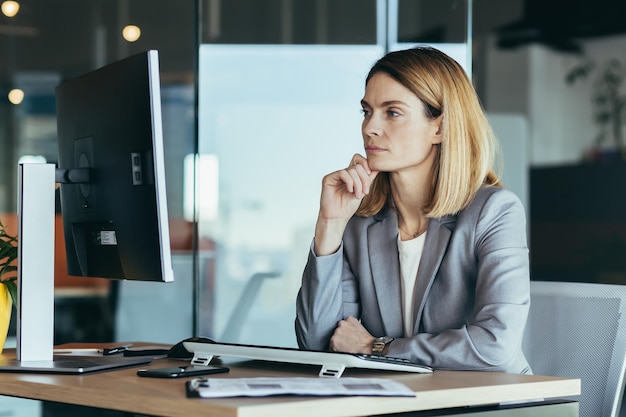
[[372, 336, 394, 356]]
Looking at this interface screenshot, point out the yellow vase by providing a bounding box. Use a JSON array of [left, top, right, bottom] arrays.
[[0, 285, 12, 354]]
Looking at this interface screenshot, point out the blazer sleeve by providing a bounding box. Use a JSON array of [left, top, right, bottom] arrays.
[[387, 189, 531, 372], [295, 241, 360, 351]]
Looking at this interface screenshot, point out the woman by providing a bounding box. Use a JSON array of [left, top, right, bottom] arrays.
[[295, 46, 531, 374]]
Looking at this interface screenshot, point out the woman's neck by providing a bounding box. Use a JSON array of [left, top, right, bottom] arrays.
[[391, 174, 430, 239], [388, 144, 438, 238]]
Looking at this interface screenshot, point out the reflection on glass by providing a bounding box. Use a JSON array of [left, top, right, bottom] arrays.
[[397, 0, 467, 44], [184, 153, 219, 223], [392, 0, 470, 77], [201, 0, 377, 44]]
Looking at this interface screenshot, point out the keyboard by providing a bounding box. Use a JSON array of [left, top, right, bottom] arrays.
[[354, 353, 429, 369], [182, 340, 433, 378]]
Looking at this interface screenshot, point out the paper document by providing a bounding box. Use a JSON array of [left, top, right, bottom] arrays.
[[186, 377, 415, 398]]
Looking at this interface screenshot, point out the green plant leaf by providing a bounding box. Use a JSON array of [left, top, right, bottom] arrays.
[[0, 220, 18, 309], [0, 265, 16, 277]]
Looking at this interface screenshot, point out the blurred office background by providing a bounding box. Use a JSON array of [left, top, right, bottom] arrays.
[[0, 0, 625, 363]]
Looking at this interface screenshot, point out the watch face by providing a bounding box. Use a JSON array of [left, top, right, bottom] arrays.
[[372, 336, 394, 355], [372, 343, 385, 354]]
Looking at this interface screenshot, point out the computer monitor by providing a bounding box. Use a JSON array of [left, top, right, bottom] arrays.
[[55, 50, 174, 282], [4, 50, 174, 373]]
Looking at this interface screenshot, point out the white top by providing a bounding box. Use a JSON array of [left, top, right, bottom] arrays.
[[397, 232, 426, 337]]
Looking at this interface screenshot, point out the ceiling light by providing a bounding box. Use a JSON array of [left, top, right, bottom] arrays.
[[122, 25, 141, 42], [1, 1, 20, 18], [8, 88, 24, 105]]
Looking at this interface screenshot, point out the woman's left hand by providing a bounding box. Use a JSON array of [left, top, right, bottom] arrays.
[[329, 316, 375, 354]]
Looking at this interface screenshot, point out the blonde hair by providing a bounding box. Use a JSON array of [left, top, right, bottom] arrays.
[[357, 46, 502, 218]]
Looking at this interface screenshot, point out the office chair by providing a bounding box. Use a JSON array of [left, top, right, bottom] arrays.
[[220, 272, 280, 342], [523, 281, 626, 417]]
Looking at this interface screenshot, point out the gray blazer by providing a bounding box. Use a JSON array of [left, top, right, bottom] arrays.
[[295, 186, 531, 374]]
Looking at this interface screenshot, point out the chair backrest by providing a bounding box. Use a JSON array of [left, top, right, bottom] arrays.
[[523, 281, 626, 417]]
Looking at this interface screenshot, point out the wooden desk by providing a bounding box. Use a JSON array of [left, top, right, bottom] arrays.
[[0, 347, 580, 417]]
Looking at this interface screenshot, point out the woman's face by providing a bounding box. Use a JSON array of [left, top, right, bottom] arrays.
[[360, 72, 442, 174]]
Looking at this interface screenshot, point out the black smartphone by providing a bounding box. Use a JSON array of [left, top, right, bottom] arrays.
[[137, 365, 229, 378]]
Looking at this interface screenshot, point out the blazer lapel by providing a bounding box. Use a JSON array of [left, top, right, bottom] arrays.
[[367, 210, 404, 337], [412, 215, 455, 333]]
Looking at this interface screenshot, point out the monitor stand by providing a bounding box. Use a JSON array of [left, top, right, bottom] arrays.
[[0, 163, 151, 374]]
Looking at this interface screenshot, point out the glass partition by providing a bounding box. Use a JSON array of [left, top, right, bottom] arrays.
[[196, 0, 471, 346], [197, 44, 383, 346], [0, 0, 472, 351], [0, 0, 197, 347]]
